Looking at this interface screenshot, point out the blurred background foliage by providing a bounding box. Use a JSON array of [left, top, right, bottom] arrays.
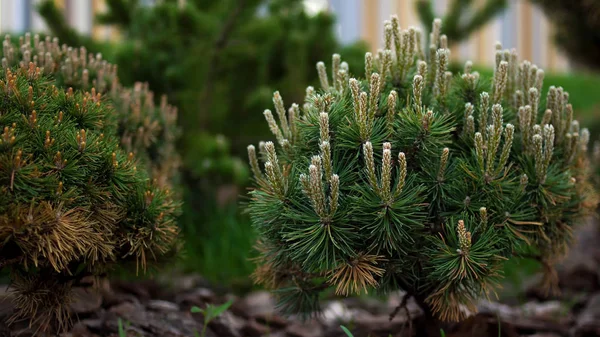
[[17, 0, 600, 293], [530, 0, 600, 143], [416, 0, 508, 47], [37, 0, 367, 286], [531, 0, 600, 72]]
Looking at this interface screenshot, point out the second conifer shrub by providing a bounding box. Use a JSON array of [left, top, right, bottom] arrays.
[[246, 16, 595, 321], [1, 33, 180, 190], [0, 64, 179, 332]]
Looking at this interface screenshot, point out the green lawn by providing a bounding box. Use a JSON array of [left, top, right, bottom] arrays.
[[180, 199, 257, 292]]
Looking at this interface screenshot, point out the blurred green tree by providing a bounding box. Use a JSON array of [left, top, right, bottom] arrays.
[[415, 0, 507, 49], [39, 0, 366, 153], [530, 0, 600, 154], [37, 0, 367, 283], [530, 0, 600, 72]]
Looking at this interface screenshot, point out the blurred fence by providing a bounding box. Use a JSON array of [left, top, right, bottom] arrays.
[[330, 0, 571, 72], [0, 0, 120, 40], [1, 0, 571, 72]]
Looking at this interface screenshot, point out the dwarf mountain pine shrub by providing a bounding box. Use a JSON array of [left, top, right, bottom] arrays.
[[246, 16, 595, 322], [1, 33, 180, 190], [0, 64, 179, 332]]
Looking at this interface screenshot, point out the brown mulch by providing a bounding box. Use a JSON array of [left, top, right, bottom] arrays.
[[1, 220, 600, 337]]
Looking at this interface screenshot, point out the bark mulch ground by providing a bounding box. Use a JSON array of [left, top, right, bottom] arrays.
[[2, 220, 600, 337]]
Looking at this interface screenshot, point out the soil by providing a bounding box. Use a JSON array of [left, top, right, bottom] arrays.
[[2, 220, 600, 337]]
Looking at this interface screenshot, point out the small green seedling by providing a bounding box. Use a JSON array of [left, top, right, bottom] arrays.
[[191, 299, 234, 337], [341, 325, 354, 337], [118, 318, 131, 337]]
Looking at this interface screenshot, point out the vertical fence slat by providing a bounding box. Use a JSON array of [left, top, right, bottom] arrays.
[[362, 0, 379, 52]]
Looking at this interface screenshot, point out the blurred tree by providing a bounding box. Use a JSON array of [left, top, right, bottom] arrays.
[[37, 0, 109, 54], [416, 0, 508, 49], [38, 0, 367, 154], [530, 0, 600, 72], [37, 0, 367, 283]]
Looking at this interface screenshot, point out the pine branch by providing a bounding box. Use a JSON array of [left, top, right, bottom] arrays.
[[37, 0, 84, 46], [415, 0, 508, 46], [443, 0, 473, 42], [462, 0, 508, 41], [37, 1, 104, 53], [415, 0, 436, 37], [389, 292, 412, 322], [95, 0, 136, 29]]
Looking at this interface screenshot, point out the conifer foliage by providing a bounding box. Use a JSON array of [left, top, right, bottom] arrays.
[[246, 16, 595, 322], [1, 33, 181, 190], [0, 63, 179, 331]]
